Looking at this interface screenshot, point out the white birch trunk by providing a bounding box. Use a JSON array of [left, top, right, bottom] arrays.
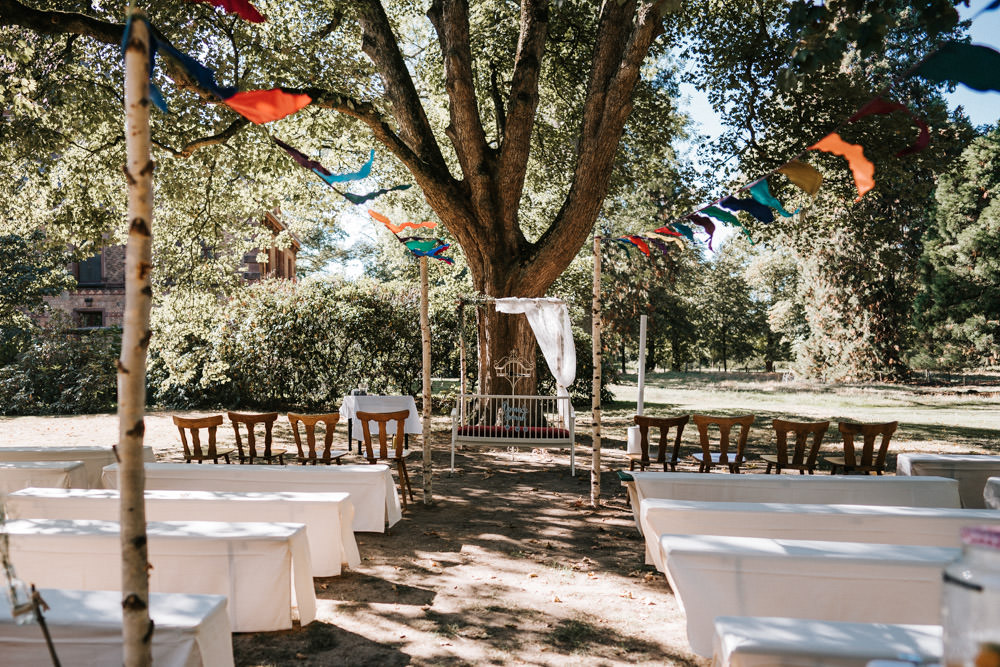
[[591, 236, 602, 507], [420, 256, 433, 504], [120, 11, 154, 666]]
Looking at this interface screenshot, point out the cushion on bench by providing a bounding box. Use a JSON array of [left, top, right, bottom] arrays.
[[456, 425, 571, 439]]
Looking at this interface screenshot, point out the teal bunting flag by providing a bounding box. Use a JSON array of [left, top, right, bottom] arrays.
[[915, 42, 1000, 93], [342, 184, 412, 205], [702, 206, 741, 226], [671, 223, 695, 241], [747, 179, 797, 218], [316, 150, 376, 185]]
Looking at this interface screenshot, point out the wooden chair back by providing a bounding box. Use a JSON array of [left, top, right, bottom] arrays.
[[633, 415, 690, 471], [839, 421, 898, 474], [691, 414, 755, 473], [227, 411, 279, 464], [288, 412, 340, 464], [172, 414, 227, 463], [771, 419, 829, 473], [356, 410, 408, 462]]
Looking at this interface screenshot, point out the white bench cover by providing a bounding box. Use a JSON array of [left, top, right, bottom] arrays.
[[896, 453, 1000, 509], [102, 462, 402, 532], [640, 498, 1000, 571], [627, 472, 961, 531], [0, 461, 87, 496], [0, 445, 154, 488], [2, 518, 316, 633], [986, 477, 1000, 510], [659, 533, 957, 657], [0, 589, 234, 667], [6, 487, 360, 577], [712, 617, 941, 667]]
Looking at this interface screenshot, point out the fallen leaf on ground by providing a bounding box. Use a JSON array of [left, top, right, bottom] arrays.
[[528, 572, 538, 578], [552, 595, 562, 603]]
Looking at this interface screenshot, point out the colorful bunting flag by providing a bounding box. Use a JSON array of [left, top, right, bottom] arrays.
[[368, 209, 438, 234], [312, 150, 375, 185], [702, 206, 741, 226], [342, 184, 412, 205], [719, 195, 776, 224], [224, 89, 312, 125], [626, 236, 651, 256], [747, 179, 796, 217], [120, 15, 168, 112], [158, 40, 237, 100], [686, 214, 716, 249], [848, 97, 930, 157], [188, 0, 266, 23], [670, 223, 696, 241], [808, 132, 875, 200], [653, 226, 682, 237], [915, 42, 1000, 93], [649, 237, 683, 254], [777, 160, 824, 196], [399, 237, 454, 264]]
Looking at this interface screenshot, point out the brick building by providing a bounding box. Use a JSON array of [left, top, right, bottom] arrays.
[[45, 210, 300, 328]]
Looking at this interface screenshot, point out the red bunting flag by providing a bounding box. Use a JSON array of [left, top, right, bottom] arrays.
[[188, 0, 266, 23], [848, 97, 930, 157], [626, 236, 651, 256], [224, 89, 312, 124]]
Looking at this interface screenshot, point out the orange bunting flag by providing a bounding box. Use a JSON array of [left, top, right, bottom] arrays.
[[777, 159, 824, 196], [224, 89, 312, 124], [368, 209, 438, 234], [808, 133, 874, 200], [626, 236, 650, 256]]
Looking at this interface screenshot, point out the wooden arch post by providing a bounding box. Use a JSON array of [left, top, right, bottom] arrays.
[[420, 256, 433, 504], [591, 236, 602, 507]]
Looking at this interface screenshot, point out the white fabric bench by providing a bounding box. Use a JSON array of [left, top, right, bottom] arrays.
[[896, 453, 1000, 509], [0, 445, 154, 488], [626, 472, 962, 532], [102, 462, 401, 532], [0, 461, 87, 496], [640, 498, 1000, 571], [451, 393, 575, 474], [712, 617, 942, 667], [659, 533, 957, 657], [7, 487, 360, 577], [3, 518, 316, 633], [986, 476, 1000, 509], [0, 589, 234, 667]]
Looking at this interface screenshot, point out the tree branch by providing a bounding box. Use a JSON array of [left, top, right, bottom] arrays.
[[489, 60, 507, 140], [151, 118, 249, 158], [497, 0, 549, 225]]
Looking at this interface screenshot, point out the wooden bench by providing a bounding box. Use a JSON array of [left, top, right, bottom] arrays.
[[451, 393, 575, 475]]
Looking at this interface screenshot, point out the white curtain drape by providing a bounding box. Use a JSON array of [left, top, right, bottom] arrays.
[[494, 297, 576, 427]]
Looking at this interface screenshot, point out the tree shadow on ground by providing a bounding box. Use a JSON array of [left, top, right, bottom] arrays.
[[233, 620, 412, 666]]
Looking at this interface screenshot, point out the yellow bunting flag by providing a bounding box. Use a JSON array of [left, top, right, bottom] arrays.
[[777, 160, 824, 196]]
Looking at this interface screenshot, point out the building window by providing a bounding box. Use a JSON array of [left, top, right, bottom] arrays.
[[78, 253, 103, 286], [77, 310, 104, 328]]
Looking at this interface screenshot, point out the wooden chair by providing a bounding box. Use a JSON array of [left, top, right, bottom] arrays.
[[227, 411, 286, 464], [357, 409, 415, 509], [629, 415, 690, 471], [172, 415, 233, 464], [287, 412, 348, 465], [825, 421, 898, 475], [763, 419, 830, 474], [690, 414, 755, 473]]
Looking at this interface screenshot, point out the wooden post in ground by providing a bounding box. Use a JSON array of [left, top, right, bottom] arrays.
[[458, 299, 466, 427], [420, 256, 432, 504], [637, 313, 647, 416], [120, 10, 154, 666], [591, 236, 602, 507]]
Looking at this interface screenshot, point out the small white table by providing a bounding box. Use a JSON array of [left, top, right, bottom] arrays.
[[0, 445, 154, 488], [896, 453, 1000, 509], [640, 498, 1000, 572], [712, 617, 942, 667], [3, 518, 316, 633], [659, 533, 957, 657], [339, 395, 420, 451], [985, 477, 1000, 509], [7, 487, 361, 577], [102, 462, 403, 532], [0, 589, 234, 667], [0, 461, 87, 496]]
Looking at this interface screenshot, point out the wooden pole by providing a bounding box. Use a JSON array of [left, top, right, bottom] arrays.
[[458, 300, 466, 425], [120, 10, 154, 667], [591, 236, 602, 507], [420, 256, 432, 504], [637, 314, 647, 416]]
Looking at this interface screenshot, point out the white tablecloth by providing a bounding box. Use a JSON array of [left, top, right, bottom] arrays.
[[659, 533, 957, 657], [985, 477, 1000, 509], [339, 395, 421, 441], [101, 462, 402, 532], [6, 487, 361, 577], [628, 472, 961, 530], [0, 461, 87, 496], [0, 445, 154, 488], [2, 518, 316, 633], [0, 589, 234, 667], [640, 498, 1000, 572], [712, 617, 942, 667], [896, 453, 1000, 509]]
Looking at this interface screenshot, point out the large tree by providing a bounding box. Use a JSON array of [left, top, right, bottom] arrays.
[[0, 0, 686, 392]]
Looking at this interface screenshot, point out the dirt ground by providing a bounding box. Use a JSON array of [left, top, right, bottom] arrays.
[[0, 412, 701, 666]]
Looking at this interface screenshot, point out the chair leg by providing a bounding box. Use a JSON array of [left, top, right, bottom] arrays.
[[399, 458, 415, 502], [765, 462, 773, 474]]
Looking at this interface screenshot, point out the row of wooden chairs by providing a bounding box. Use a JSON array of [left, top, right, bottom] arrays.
[[172, 409, 416, 508], [628, 415, 899, 475]]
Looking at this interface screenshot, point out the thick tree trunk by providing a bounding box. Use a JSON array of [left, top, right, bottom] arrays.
[[120, 11, 153, 667]]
